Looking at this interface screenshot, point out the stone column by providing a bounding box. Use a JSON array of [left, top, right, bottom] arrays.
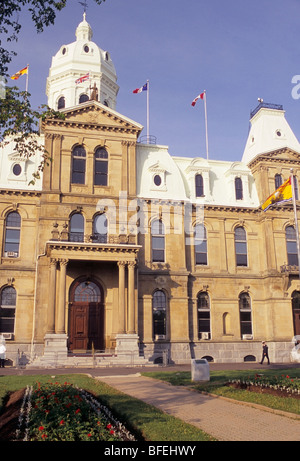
[[127, 261, 136, 334], [47, 258, 57, 334], [118, 261, 126, 334], [56, 259, 68, 334]]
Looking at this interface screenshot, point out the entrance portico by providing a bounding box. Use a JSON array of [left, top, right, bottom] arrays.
[[42, 239, 141, 365]]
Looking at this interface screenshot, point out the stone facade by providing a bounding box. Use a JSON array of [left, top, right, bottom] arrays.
[[1, 16, 300, 368]]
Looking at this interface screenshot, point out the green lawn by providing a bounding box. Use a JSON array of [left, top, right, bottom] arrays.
[[142, 368, 300, 416], [0, 374, 215, 441]]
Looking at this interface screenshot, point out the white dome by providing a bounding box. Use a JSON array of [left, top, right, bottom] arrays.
[[46, 14, 119, 110]]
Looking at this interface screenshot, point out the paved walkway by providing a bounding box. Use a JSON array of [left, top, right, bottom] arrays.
[[97, 373, 300, 442]]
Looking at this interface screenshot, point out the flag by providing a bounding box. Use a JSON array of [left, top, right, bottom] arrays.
[[262, 177, 292, 211], [133, 83, 148, 94], [191, 92, 205, 106], [11, 66, 29, 80], [75, 73, 90, 84]]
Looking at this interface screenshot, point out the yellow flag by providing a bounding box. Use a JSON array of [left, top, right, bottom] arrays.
[[11, 66, 28, 80], [262, 177, 292, 211]]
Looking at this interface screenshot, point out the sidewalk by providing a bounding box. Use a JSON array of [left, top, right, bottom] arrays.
[[96, 373, 300, 442]]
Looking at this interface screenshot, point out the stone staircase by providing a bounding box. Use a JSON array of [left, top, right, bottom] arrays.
[[26, 352, 149, 369]]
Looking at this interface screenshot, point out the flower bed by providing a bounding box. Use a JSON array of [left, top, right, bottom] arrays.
[[15, 381, 136, 441], [228, 374, 300, 399]]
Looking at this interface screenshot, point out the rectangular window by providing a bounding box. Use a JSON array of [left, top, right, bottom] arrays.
[[72, 158, 85, 184], [94, 160, 108, 186]]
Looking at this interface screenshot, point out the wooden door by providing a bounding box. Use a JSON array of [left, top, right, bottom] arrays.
[[69, 279, 104, 351]]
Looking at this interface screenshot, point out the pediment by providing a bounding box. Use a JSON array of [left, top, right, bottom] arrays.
[[251, 148, 300, 165], [43, 101, 143, 135]]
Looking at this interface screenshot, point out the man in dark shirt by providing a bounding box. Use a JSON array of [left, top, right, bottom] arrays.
[[260, 341, 270, 364]]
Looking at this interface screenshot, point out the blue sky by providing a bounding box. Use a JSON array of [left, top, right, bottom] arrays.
[[6, 0, 300, 162]]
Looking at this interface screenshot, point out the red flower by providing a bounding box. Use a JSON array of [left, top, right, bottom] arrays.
[[106, 424, 112, 429], [60, 419, 64, 425], [41, 433, 47, 439], [75, 408, 81, 414], [110, 430, 115, 435], [87, 433, 92, 437], [39, 426, 44, 431]]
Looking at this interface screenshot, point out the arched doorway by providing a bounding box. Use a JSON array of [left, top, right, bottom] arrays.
[[68, 278, 104, 351], [292, 291, 300, 336]]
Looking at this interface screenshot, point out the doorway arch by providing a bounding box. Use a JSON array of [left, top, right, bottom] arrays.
[[68, 277, 104, 351]]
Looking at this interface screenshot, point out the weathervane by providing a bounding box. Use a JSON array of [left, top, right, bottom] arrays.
[[79, 0, 88, 14]]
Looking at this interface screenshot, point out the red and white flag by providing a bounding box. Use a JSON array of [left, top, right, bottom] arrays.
[[75, 73, 90, 84], [191, 92, 205, 106]]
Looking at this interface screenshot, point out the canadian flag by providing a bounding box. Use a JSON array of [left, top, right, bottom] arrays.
[[191, 92, 205, 106]]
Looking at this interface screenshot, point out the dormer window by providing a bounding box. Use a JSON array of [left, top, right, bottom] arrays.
[[57, 96, 65, 110], [79, 94, 89, 104], [195, 174, 204, 197], [84, 45, 89, 53], [235, 177, 243, 200]]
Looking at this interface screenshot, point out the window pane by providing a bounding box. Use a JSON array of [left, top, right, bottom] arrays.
[[6, 212, 21, 227], [288, 253, 299, 265], [1, 287, 16, 306], [236, 254, 247, 266], [152, 236, 165, 250], [151, 220, 164, 235], [196, 252, 207, 265], [95, 161, 108, 174], [153, 249, 164, 262]]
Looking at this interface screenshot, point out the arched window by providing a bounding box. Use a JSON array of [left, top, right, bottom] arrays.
[[93, 214, 108, 243], [195, 174, 204, 197], [0, 286, 16, 334], [57, 96, 65, 110], [4, 211, 21, 257], [286, 226, 298, 266], [151, 220, 165, 262], [195, 224, 207, 265], [152, 290, 166, 338], [197, 292, 210, 339], [71, 145, 86, 184], [235, 227, 247, 267], [79, 94, 89, 104], [275, 174, 283, 190], [74, 281, 101, 302], [94, 147, 108, 186], [235, 177, 243, 200], [239, 292, 252, 338], [69, 213, 84, 242]]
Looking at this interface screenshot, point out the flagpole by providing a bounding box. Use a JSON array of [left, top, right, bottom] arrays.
[[147, 79, 150, 144], [25, 64, 29, 93], [291, 169, 300, 279], [203, 90, 209, 160]]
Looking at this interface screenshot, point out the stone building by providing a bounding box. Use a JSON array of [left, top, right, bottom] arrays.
[[0, 14, 299, 367]]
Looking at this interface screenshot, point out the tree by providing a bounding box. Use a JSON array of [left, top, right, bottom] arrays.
[[0, 0, 106, 183]]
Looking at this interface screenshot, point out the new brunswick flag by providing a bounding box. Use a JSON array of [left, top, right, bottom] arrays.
[[11, 66, 28, 80], [262, 177, 292, 211]]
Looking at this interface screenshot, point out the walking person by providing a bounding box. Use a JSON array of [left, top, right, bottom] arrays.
[[0, 342, 6, 368], [260, 341, 270, 364]]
